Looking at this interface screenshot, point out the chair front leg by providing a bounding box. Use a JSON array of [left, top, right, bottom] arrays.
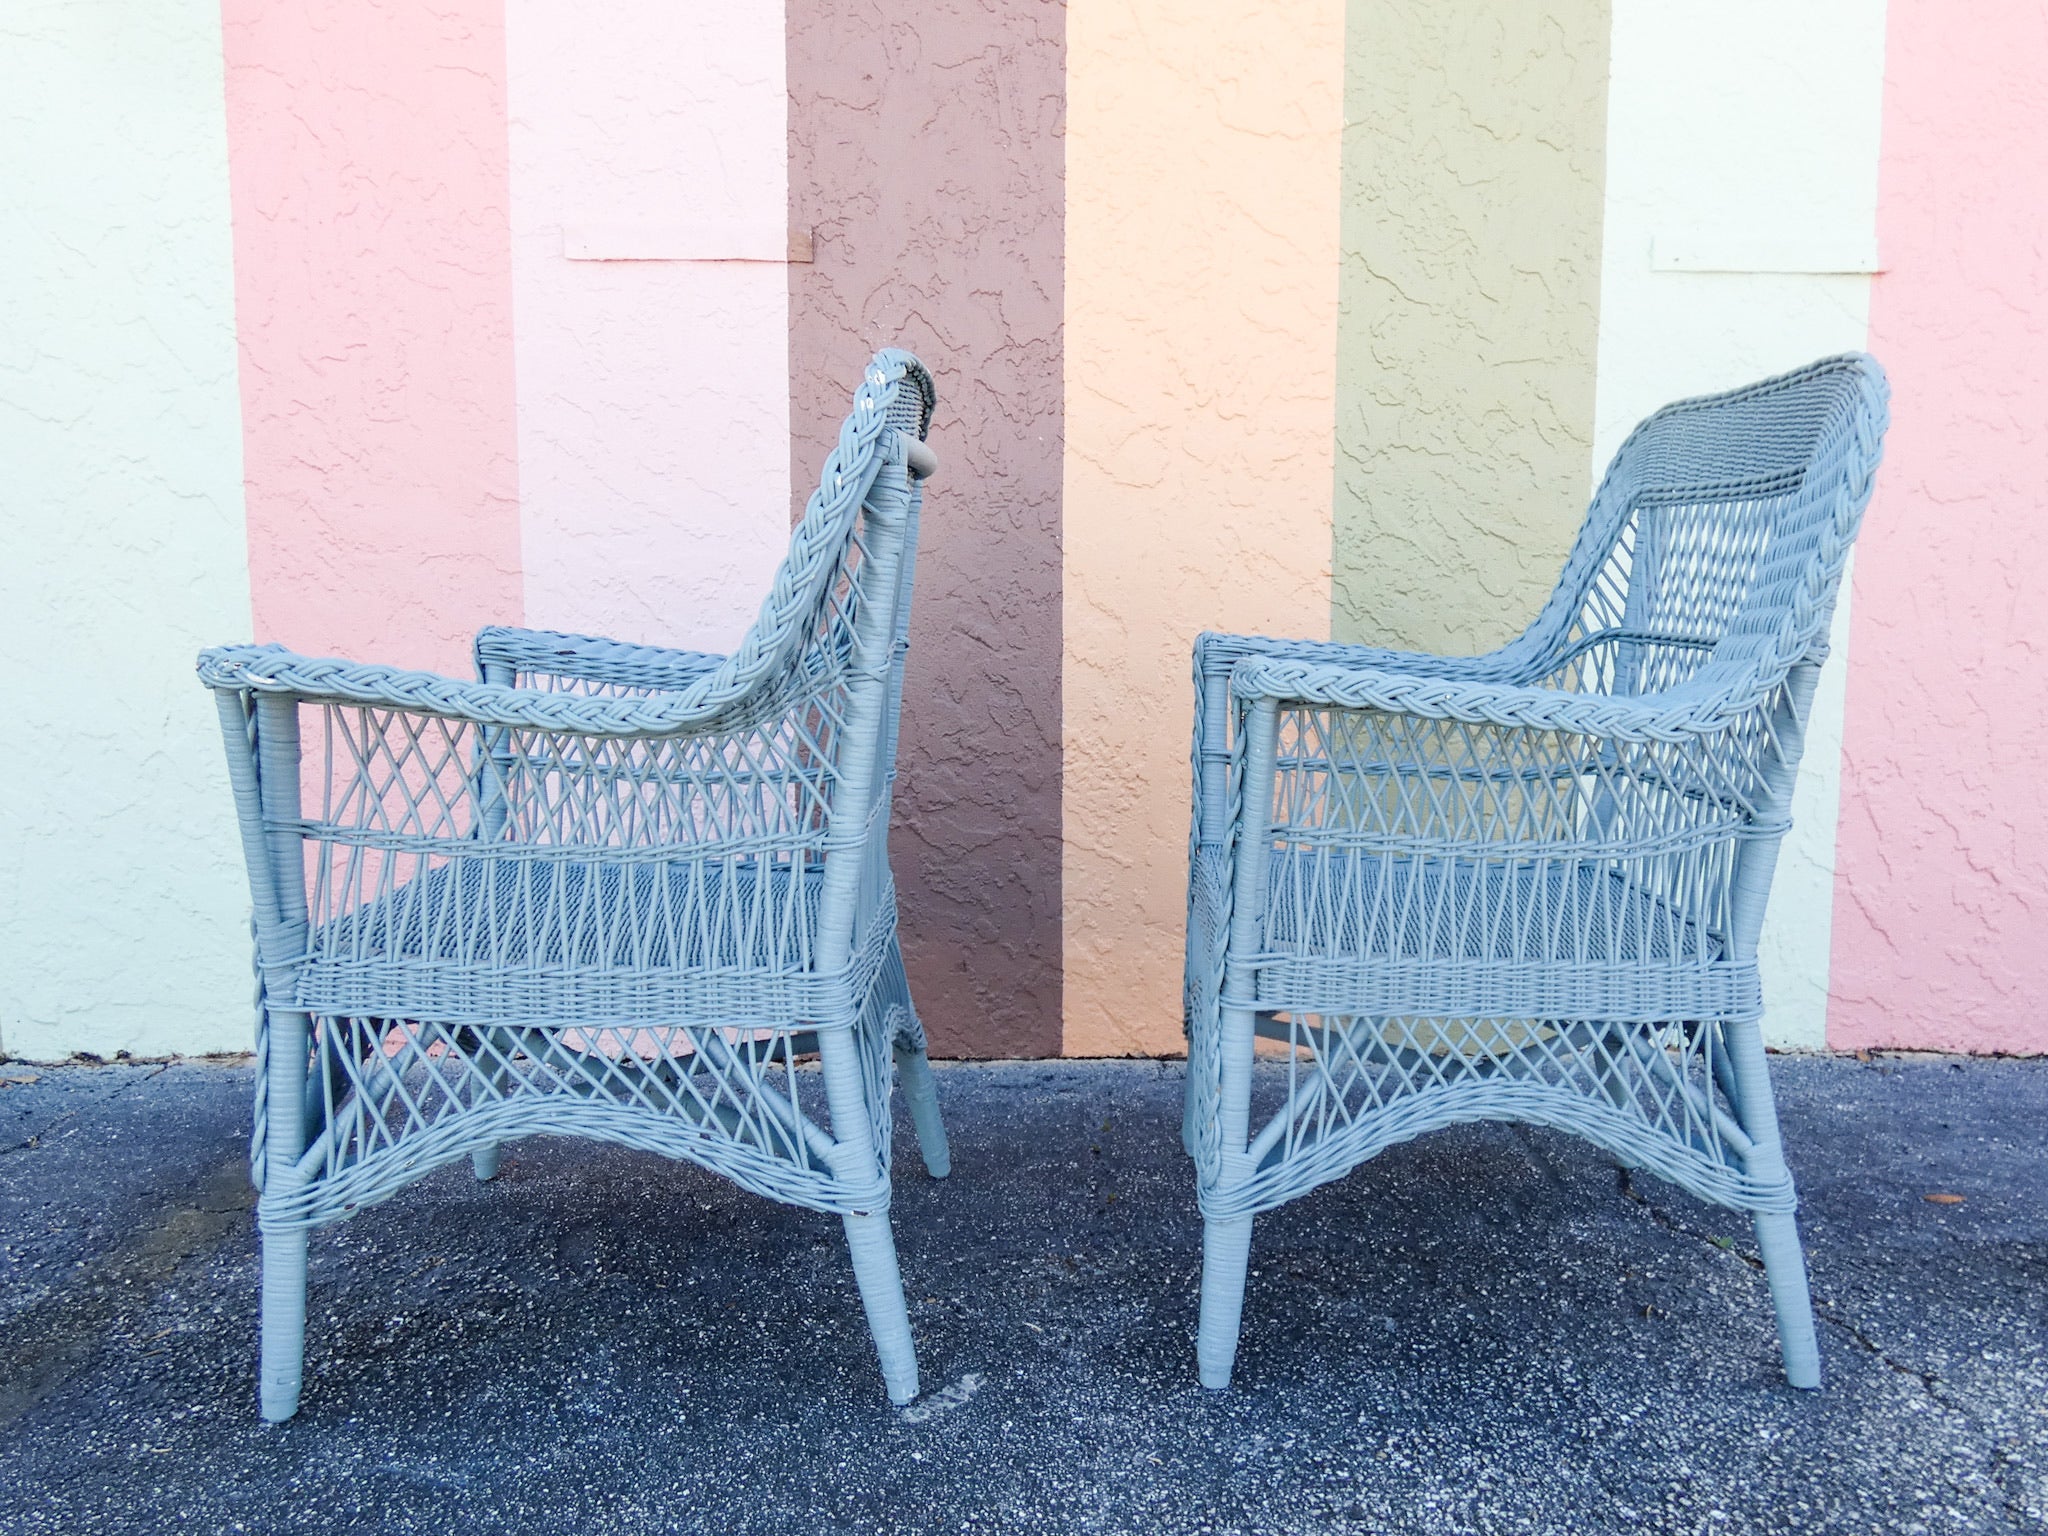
[[1727, 1018, 1820, 1388], [257, 1007, 312, 1423], [818, 1030, 920, 1404], [1197, 998, 1260, 1389], [1196, 696, 1280, 1391]]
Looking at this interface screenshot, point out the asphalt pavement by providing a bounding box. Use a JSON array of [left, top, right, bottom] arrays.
[[0, 1053, 2041, 1535]]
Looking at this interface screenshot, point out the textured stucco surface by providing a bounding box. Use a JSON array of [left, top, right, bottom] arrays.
[[0, 1, 255, 1060], [1331, 1, 1609, 656], [1831, 0, 2048, 1056], [788, 0, 1066, 1058], [1062, 0, 1343, 1057], [508, 0, 791, 656], [222, 0, 523, 674], [1593, 0, 1888, 1051]]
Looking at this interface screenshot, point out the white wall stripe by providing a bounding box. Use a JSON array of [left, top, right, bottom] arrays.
[[507, 0, 791, 655], [1591, 0, 1890, 1049], [0, 0, 255, 1059]]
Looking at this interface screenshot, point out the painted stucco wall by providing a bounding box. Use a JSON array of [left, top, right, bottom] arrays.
[[7, 1, 2047, 1062], [787, 0, 1067, 1058], [1332, 0, 1609, 655], [508, 0, 791, 656], [1062, 0, 1344, 1056], [221, 0, 524, 675], [1831, 0, 2048, 1054], [0, 0, 254, 1059]]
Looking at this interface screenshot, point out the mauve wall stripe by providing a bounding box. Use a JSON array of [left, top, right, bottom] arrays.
[[786, 0, 1066, 1058], [222, 0, 523, 674]]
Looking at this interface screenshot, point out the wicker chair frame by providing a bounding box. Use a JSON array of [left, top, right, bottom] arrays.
[[1183, 355, 1889, 1391], [201, 350, 949, 1419]]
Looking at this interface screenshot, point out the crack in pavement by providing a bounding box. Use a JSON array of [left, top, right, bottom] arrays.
[[1617, 1167, 2039, 1532], [0, 1152, 254, 1427], [0, 1065, 169, 1157]]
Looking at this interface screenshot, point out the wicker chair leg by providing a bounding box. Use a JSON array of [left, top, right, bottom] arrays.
[[470, 1145, 501, 1181], [258, 1226, 308, 1422], [842, 1211, 920, 1405], [1197, 1214, 1254, 1389], [893, 1044, 950, 1179], [1753, 1209, 1822, 1389], [1723, 1020, 1820, 1387]]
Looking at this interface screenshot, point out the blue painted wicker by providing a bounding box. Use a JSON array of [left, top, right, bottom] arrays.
[[1183, 355, 1889, 1391], [200, 350, 949, 1420]]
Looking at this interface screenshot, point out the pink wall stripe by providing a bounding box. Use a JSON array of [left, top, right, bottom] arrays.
[[221, 0, 522, 674], [1830, 0, 2048, 1054]]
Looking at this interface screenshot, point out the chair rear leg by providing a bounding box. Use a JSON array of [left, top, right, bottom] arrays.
[[469, 1026, 511, 1180], [893, 1042, 950, 1179], [1197, 1213, 1254, 1389], [1753, 1209, 1821, 1389], [258, 1226, 308, 1422], [842, 1211, 920, 1405]]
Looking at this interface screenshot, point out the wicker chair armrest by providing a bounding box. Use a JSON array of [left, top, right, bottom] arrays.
[[473, 625, 726, 691], [199, 644, 753, 739], [1228, 655, 1724, 743], [1196, 629, 1516, 684]]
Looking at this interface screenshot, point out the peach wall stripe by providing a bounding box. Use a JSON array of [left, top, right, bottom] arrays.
[[1831, 0, 2048, 1054], [222, 0, 523, 675], [507, 0, 791, 657], [1062, 0, 1344, 1057]]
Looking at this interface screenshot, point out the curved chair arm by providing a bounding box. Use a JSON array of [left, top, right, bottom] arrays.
[[1196, 629, 1520, 685], [1228, 655, 1737, 744], [200, 644, 765, 740], [473, 625, 727, 692]]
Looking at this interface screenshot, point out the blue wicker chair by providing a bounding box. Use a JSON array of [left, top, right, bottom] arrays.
[[1184, 355, 1888, 1391], [200, 350, 949, 1420]]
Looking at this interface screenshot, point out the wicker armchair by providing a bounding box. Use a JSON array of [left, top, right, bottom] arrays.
[[201, 350, 949, 1419], [1184, 355, 1888, 1391]]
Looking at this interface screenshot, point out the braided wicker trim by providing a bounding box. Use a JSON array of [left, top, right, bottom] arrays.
[[1240, 956, 1762, 1025], [473, 626, 727, 692], [289, 900, 894, 1032]]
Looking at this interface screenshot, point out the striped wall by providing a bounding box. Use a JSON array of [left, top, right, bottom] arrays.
[[5, 0, 2045, 1060]]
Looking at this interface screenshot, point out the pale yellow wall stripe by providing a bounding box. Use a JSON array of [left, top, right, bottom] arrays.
[[1062, 0, 1345, 1057], [1332, 1, 1611, 654]]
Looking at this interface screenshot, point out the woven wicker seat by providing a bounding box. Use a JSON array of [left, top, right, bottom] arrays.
[[201, 350, 949, 1419], [1183, 355, 1889, 1391]]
